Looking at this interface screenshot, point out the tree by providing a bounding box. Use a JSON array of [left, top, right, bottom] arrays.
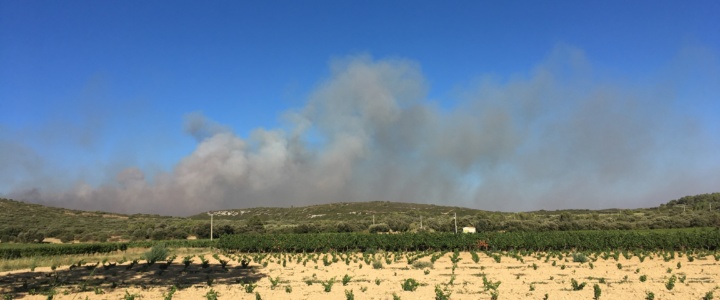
[[293, 223, 320, 234], [131, 229, 148, 240], [368, 223, 390, 233], [335, 222, 355, 233], [194, 223, 217, 239], [216, 224, 235, 236], [150, 229, 169, 240], [169, 227, 189, 239], [17, 230, 44, 243], [246, 216, 265, 233], [59, 232, 75, 243], [0, 227, 23, 242], [426, 217, 454, 232], [559, 212, 573, 222], [385, 215, 412, 232]]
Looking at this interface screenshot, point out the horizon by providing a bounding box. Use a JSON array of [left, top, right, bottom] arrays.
[[2, 195, 707, 218], [2, 1, 719, 216]]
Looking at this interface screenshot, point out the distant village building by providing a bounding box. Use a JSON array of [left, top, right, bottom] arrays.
[[462, 226, 476, 233]]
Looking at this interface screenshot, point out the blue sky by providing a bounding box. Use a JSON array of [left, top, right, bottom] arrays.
[[1, 1, 719, 215]]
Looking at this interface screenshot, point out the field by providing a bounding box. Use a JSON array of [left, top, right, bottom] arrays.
[[2, 246, 719, 299]]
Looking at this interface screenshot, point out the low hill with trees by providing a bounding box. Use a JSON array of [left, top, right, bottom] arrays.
[[1, 193, 718, 243]]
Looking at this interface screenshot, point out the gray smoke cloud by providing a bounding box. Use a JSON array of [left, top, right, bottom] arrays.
[[5, 47, 720, 215], [183, 112, 231, 142]]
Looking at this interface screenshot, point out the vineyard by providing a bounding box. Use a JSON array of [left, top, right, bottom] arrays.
[[0, 239, 213, 259], [218, 228, 720, 252], [1, 242, 719, 299], [2, 228, 718, 260], [1, 228, 719, 299]]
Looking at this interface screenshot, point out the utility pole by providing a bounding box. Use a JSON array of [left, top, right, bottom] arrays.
[[373, 215, 375, 225], [210, 213, 214, 241], [454, 212, 457, 234], [420, 216, 423, 229]]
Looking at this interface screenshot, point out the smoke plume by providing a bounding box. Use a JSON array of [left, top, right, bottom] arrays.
[[5, 48, 720, 215]]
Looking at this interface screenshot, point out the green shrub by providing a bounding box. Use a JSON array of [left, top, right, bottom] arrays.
[[162, 286, 177, 300], [368, 224, 390, 233], [703, 291, 714, 300], [183, 255, 195, 269], [372, 260, 383, 269], [412, 260, 433, 269], [482, 275, 501, 291], [143, 244, 168, 265], [269, 276, 280, 289], [435, 285, 451, 300], [593, 284, 601, 299], [470, 251, 480, 263], [665, 275, 676, 291], [322, 278, 336, 292], [401, 278, 419, 291], [645, 291, 655, 300], [450, 250, 462, 264], [342, 274, 352, 286], [571, 278, 587, 291], [572, 253, 588, 263], [123, 290, 140, 300], [205, 288, 219, 300]]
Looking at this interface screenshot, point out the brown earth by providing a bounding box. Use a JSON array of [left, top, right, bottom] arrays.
[[1, 251, 718, 299]]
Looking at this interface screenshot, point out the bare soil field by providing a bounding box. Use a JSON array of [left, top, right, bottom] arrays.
[[1, 250, 718, 299]]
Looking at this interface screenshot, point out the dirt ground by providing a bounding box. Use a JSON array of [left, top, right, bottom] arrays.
[[1, 250, 718, 299]]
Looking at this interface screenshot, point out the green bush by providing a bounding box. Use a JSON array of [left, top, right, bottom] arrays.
[[572, 253, 588, 263], [412, 260, 433, 269], [593, 284, 601, 299], [342, 274, 352, 286], [368, 224, 390, 234], [645, 291, 655, 300], [322, 278, 335, 292], [665, 275, 676, 291], [143, 244, 168, 265], [571, 278, 587, 291], [703, 291, 714, 300], [435, 285, 451, 300], [372, 260, 383, 269], [401, 278, 419, 291]]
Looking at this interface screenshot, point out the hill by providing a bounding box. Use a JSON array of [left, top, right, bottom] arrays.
[[0, 198, 182, 243], [189, 201, 485, 221], [1, 193, 719, 243]]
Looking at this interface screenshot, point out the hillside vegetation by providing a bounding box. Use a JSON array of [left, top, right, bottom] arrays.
[[1, 193, 719, 243]]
